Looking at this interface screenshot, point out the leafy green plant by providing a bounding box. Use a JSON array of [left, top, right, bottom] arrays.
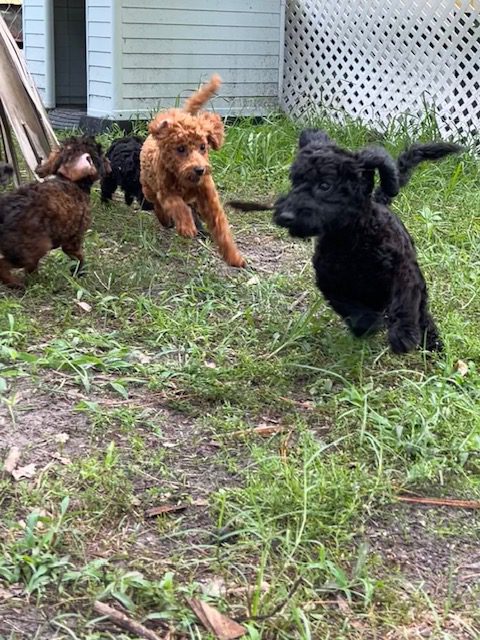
[[0, 497, 71, 593]]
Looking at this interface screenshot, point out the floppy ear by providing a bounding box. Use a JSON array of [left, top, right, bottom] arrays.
[[200, 112, 224, 150], [357, 146, 399, 198], [299, 128, 331, 148], [148, 116, 174, 137], [36, 148, 63, 178]]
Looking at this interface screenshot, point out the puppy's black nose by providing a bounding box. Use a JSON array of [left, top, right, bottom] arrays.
[[276, 210, 295, 224], [194, 167, 205, 176]]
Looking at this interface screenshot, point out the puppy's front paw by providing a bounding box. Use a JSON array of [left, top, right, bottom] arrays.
[[227, 253, 247, 268], [388, 325, 420, 354], [424, 331, 443, 353], [176, 221, 197, 238]]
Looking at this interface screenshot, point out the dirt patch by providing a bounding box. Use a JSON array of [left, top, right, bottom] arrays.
[[0, 377, 249, 567], [237, 229, 311, 275], [0, 602, 56, 640], [367, 503, 480, 600], [0, 380, 90, 469]]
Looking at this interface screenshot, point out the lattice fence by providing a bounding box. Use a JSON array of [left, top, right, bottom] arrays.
[[0, 2, 22, 47], [282, 0, 480, 137]]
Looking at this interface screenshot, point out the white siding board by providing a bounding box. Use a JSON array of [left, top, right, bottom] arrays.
[[23, 6, 44, 19], [123, 54, 279, 70], [123, 0, 280, 12], [26, 59, 47, 75], [123, 39, 278, 56], [25, 20, 45, 35], [88, 6, 112, 21], [89, 80, 112, 94], [117, 95, 278, 118], [123, 8, 280, 27], [123, 68, 279, 85], [24, 45, 46, 61], [88, 51, 110, 66], [89, 66, 112, 82], [88, 36, 111, 53], [122, 83, 278, 99], [88, 21, 113, 37], [24, 33, 45, 47], [122, 24, 279, 41]]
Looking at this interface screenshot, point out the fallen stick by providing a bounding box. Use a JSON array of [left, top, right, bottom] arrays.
[[397, 495, 480, 509], [93, 601, 163, 640]]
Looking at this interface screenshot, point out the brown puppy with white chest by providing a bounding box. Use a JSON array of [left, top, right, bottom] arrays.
[[0, 136, 110, 288]]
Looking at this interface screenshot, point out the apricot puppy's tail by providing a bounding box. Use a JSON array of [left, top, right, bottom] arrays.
[[183, 74, 222, 115]]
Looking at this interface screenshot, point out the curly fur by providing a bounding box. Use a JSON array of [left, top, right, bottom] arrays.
[[0, 136, 110, 289], [0, 163, 13, 186], [140, 75, 245, 267], [229, 130, 462, 354], [101, 136, 153, 210]]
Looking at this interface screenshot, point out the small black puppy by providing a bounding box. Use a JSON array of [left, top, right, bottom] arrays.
[[230, 131, 462, 354], [101, 136, 153, 210]]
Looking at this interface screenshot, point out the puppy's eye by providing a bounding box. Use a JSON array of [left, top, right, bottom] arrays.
[[318, 182, 331, 191], [177, 145, 186, 154], [199, 143, 206, 152]]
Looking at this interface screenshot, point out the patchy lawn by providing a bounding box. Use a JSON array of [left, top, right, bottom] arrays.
[[1, 113, 479, 639]]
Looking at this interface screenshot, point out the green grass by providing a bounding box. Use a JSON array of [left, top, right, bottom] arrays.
[[0, 111, 479, 639]]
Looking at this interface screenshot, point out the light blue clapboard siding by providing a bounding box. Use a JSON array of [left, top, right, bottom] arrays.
[[23, 0, 48, 103], [122, 8, 279, 27], [123, 0, 280, 11], [115, 0, 283, 118], [86, 0, 113, 116], [123, 39, 278, 56], [23, 0, 283, 119]]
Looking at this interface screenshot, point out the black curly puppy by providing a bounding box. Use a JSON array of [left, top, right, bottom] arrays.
[[230, 131, 462, 354], [101, 136, 153, 210]]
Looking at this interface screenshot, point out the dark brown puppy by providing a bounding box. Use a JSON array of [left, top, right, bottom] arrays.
[[0, 136, 110, 289]]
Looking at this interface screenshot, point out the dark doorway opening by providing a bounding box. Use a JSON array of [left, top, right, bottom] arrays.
[[53, 0, 87, 108]]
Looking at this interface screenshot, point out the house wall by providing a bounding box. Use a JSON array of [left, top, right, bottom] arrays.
[[85, 0, 114, 117], [23, 0, 284, 119], [23, 0, 51, 104], [112, 0, 284, 118]]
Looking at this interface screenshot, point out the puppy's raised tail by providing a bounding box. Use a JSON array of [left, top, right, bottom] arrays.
[[183, 74, 222, 115], [397, 142, 463, 187], [227, 200, 274, 212], [374, 141, 463, 204]]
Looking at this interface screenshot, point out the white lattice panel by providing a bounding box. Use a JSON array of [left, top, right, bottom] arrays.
[[282, 0, 480, 137], [0, 3, 22, 47]]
